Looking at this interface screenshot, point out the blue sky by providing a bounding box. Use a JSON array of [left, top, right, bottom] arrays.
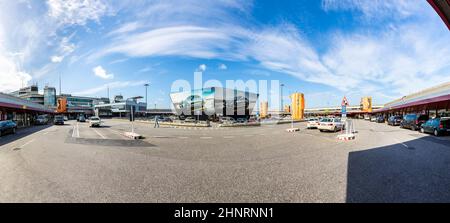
[[1, 0, 450, 109]]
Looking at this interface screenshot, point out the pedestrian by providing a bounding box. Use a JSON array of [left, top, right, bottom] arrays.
[[154, 116, 160, 128]]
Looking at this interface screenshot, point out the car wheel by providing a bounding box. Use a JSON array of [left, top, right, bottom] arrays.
[[420, 128, 425, 133], [12, 128, 16, 134], [434, 129, 439, 137], [319, 130, 323, 132], [333, 127, 337, 132]]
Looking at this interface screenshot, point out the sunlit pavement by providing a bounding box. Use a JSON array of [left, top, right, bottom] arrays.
[[0, 119, 449, 202]]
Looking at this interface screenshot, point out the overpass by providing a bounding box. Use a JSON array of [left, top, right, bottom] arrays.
[[305, 105, 384, 117]]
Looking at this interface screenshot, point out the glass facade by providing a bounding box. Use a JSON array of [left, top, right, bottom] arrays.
[[44, 87, 56, 107]]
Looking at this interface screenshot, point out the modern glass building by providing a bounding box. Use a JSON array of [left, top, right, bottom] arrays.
[[170, 87, 259, 119], [44, 86, 57, 107]]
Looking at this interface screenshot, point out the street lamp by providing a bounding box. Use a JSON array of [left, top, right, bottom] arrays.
[[280, 83, 285, 113], [144, 83, 149, 110]]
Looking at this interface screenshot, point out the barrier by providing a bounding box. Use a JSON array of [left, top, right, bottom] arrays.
[[337, 119, 356, 141]]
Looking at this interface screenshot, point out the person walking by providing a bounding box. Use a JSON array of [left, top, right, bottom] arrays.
[[154, 116, 160, 128]]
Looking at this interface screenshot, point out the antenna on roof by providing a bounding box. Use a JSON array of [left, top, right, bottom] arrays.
[[59, 73, 62, 95]]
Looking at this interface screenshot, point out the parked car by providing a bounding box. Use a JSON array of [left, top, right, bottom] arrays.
[[219, 117, 235, 124], [400, 114, 429, 131], [318, 118, 345, 132], [158, 116, 172, 122], [364, 115, 371, 121], [306, 117, 320, 129], [0, 120, 17, 136], [387, 115, 403, 126], [54, 116, 65, 125], [63, 116, 69, 121], [248, 117, 257, 123], [89, 116, 102, 127], [376, 116, 385, 123], [236, 118, 247, 123], [35, 115, 49, 125], [77, 115, 86, 122], [370, 116, 377, 122], [420, 117, 450, 136], [184, 117, 196, 123]]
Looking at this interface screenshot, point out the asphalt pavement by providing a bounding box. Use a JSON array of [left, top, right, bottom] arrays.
[[0, 119, 449, 202]]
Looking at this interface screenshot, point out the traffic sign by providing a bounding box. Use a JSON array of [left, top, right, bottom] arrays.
[[341, 96, 349, 106]]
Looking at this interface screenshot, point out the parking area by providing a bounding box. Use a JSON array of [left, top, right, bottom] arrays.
[[0, 119, 449, 202]]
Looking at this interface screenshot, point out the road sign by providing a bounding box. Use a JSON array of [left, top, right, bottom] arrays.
[[341, 96, 349, 106], [341, 96, 349, 119]]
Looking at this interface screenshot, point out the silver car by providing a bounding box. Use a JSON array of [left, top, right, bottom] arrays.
[[318, 118, 345, 132]]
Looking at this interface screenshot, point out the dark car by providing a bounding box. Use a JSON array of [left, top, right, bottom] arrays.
[[387, 115, 402, 126], [77, 115, 86, 122], [54, 116, 65, 125], [0, 120, 17, 136], [35, 115, 49, 125], [420, 117, 450, 136], [375, 116, 385, 123], [400, 114, 429, 131], [158, 117, 172, 122]]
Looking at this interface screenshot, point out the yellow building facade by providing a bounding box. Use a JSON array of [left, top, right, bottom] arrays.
[[290, 93, 305, 120]]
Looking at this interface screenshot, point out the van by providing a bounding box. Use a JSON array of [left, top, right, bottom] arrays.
[[400, 114, 429, 131]]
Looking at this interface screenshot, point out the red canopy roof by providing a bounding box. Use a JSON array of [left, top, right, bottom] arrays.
[[428, 0, 450, 30]]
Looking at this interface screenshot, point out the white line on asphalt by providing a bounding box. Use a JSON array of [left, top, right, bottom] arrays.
[[76, 122, 80, 138], [72, 126, 76, 138], [223, 136, 235, 139], [92, 128, 106, 139], [393, 137, 409, 148], [200, 137, 212, 139], [178, 137, 189, 139], [20, 139, 35, 148], [108, 129, 129, 139]]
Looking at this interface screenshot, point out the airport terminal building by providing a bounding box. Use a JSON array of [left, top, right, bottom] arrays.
[[0, 92, 54, 127], [170, 87, 259, 119]]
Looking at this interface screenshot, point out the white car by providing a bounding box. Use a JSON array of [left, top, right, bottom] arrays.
[[89, 116, 102, 127], [306, 118, 320, 129], [318, 118, 345, 132]]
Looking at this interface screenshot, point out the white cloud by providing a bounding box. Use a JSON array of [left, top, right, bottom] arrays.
[[46, 0, 110, 27], [0, 53, 32, 93], [51, 55, 63, 63], [218, 63, 227, 70], [93, 65, 114, 79], [197, 64, 207, 72], [321, 0, 428, 20], [73, 80, 148, 96], [92, 26, 239, 60]]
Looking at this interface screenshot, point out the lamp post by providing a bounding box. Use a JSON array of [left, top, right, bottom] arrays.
[[280, 83, 285, 114], [144, 83, 149, 110]]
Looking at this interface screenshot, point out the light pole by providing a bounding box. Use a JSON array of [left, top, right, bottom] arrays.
[[144, 83, 149, 110], [280, 83, 285, 113]]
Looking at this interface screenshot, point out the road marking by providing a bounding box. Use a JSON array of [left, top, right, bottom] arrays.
[[108, 129, 129, 139], [393, 137, 409, 148], [178, 136, 189, 139], [76, 122, 80, 138], [200, 137, 212, 139], [244, 135, 254, 137], [223, 136, 235, 139], [72, 126, 76, 138], [92, 128, 106, 139], [20, 139, 35, 148]]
